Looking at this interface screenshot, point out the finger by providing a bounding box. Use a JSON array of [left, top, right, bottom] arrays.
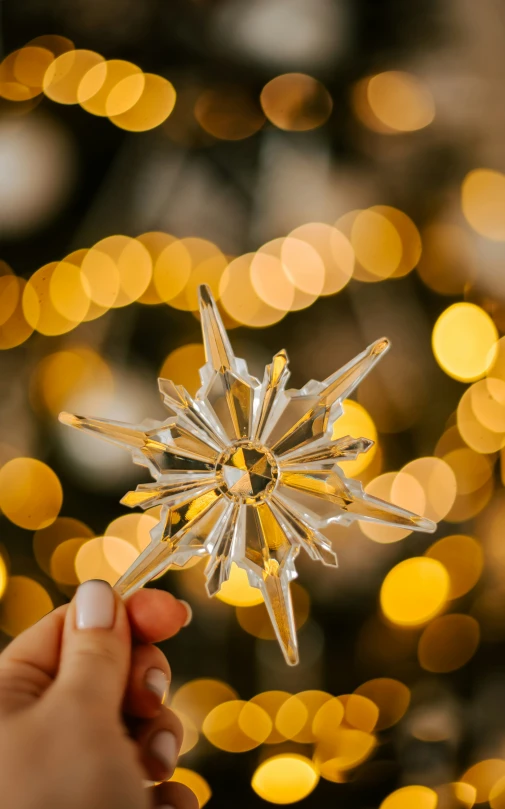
[[0, 604, 67, 716], [125, 589, 191, 644], [123, 643, 171, 718], [56, 580, 131, 717], [134, 705, 183, 783], [149, 781, 199, 809]]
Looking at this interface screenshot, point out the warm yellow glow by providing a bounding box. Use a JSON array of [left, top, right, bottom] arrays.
[[33, 517, 94, 576], [340, 694, 379, 733], [490, 775, 505, 808], [80, 247, 120, 308], [457, 383, 505, 454], [252, 755, 319, 804], [89, 235, 152, 307], [249, 691, 292, 744], [417, 223, 476, 295], [33, 347, 113, 416], [315, 727, 376, 775], [43, 49, 105, 104], [216, 563, 264, 607], [360, 472, 412, 543], [355, 679, 411, 731], [170, 768, 211, 808], [194, 87, 265, 140], [23, 264, 85, 336], [432, 303, 498, 382], [203, 699, 272, 752], [366, 71, 435, 133], [50, 538, 90, 587], [153, 239, 192, 304], [418, 613, 480, 673], [461, 760, 505, 804], [280, 237, 326, 297], [396, 457, 457, 523], [171, 679, 238, 729], [260, 73, 332, 131], [380, 557, 450, 626], [351, 210, 403, 279], [380, 786, 438, 809], [426, 535, 483, 599], [219, 253, 287, 328], [136, 232, 178, 304], [312, 698, 345, 743], [49, 261, 90, 322], [250, 243, 295, 312], [462, 169, 505, 241], [109, 74, 176, 131], [13, 46, 55, 92], [0, 457, 63, 530], [0, 553, 7, 600], [236, 582, 309, 639], [159, 343, 206, 397], [78, 60, 143, 116], [0, 576, 53, 636], [75, 536, 139, 585], [0, 278, 34, 350], [105, 513, 157, 552], [289, 223, 355, 295], [370, 206, 422, 277], [332, 399, 377, 477], [470, 377, 505, 433], [276, 691, 332, 743], [169, 238, 227, 311]]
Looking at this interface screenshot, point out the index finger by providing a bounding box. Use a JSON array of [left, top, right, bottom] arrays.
[[125, 589, 191, 643]]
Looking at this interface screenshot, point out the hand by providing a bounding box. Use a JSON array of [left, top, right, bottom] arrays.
[[0, 579, 198, 809]]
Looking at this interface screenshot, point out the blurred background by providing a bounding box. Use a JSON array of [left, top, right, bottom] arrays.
[[2, 1, 505, 807]]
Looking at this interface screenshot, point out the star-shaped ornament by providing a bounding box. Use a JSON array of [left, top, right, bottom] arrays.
[[60, 285, 435, 665]]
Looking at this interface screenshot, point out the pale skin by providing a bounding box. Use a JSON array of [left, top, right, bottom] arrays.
[[0, 580, 198, 809]]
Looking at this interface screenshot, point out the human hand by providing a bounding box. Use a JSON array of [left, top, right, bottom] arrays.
[[0, 580, 198, 809]]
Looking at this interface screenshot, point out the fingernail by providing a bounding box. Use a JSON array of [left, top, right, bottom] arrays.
[[179, 599, 192, 627], [145, 668, 168, 704], [76, 580, 115, 630], [150, 730, 178, 774]]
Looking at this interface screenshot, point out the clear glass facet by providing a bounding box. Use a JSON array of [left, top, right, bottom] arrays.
[[60, 284, 436, 666]]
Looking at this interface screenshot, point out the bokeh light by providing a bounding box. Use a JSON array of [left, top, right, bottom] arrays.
[[159, 343, 206, 397], [418, 614, 480, 673], [461, 760, 505, 804], [355, 71, 435, 133], [170, 768, 211, 808], [432, 303, 498, 382], [216, 563, 264, 607], [425, 535, 483, 599], [252, 755, 319, 804], [380, 558, 450, 627], [0, 458, 62, 530], [0, 576, 53, 636], [260, 73, 332, 131], [462, 169, 505, 241], [354, 679, 410, 731], [203, 699, 272, 752], [380, 786, 438, 809], [75, 536, 139, 585]]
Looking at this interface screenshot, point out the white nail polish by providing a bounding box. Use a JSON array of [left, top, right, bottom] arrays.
[[145, 668, 168, 703], [179, 599, 192, 627], [76, 580, 115, 630], [150, 730, 178, 774]]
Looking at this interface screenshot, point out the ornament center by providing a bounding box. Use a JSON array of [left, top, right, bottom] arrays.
[[216, 441, 279, 503]]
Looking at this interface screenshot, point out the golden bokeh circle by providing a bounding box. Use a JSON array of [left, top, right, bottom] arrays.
[[0, 576, 53, 637], [252, 755, 319, 805], [260, 73, 332, 132], [380, 557, 450, 627], [354, 679, 411, 731], [432, 303, 498, 382], [109, 74, 176, 132], [425, 535, 483, 599], [380, 786, 438, 809], [462, 169, 505, 241], [0, 458, 63, 530], [75, 536, 139, 586], [418, 613, 480, 673]]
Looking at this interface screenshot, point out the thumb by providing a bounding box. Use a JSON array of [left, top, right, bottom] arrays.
[[56, 580, 131, 716]]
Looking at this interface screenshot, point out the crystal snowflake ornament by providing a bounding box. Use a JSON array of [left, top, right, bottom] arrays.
[[59, 285, 435, 665]]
